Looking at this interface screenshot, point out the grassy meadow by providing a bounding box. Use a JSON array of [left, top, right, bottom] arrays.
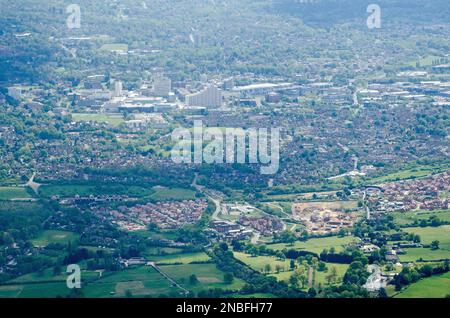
[[395, 272, 450, 298], [267, 236, 359, 254], [31, 230, 80, 247]]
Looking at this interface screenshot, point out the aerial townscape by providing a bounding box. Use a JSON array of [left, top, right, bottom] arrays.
[[0, 0, 449, 301]]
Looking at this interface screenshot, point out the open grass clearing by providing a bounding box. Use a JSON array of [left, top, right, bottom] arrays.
[[31, 230, 79, 247], [267, 236, 359, 254], [0, 187, 33, 200]]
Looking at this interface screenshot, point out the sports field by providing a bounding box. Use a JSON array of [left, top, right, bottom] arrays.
[[71, 113, 125, 127]]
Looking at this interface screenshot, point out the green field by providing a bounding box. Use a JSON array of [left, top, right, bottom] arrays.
[[398, 225, 450, 262], [100, 43, 128, 52], [8, 267, 99, 285], [39, 184, 97, 197], [404, 225, 450, 249], [0, 282, 72, 298], [39, 184, 154, 198], [71, 113, 125, 127], [0, 187, 33, 200], [0, 266, 179, 298], [368, 163, 450, 184], [0, 263, 247, 298], [270, 263, 348, 288], [234, 252, 292, 273], [392, 210, 450, 227], [314, 263, 348, 286], [395, 272, 450, 298], [0, 285, 24, 298], [150, 187, 197, 201], [143, 247, 184, 256], [84, 266, 180, 297], [268, 270, 295, 282], [150, 252, 211, 265], [267, 236, 360, 254], [405, 55, 443, 68], [134, 229, 179, 241], [440, 191, 450, 199], [31, 230, 79, 247], [159, 263, 245, 292], [80, 263, 246, 297], [9, 269, 67, 284], [1, 262, 99, 298], [398, 248, 450, 262]]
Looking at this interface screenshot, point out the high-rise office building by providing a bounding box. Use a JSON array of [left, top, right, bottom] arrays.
[[112, 80, 123, 97], [153, 76, 171, 97], [186, 85, 222, 108]]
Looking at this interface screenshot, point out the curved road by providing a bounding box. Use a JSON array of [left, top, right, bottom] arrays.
[[192, 173, 222, 220]]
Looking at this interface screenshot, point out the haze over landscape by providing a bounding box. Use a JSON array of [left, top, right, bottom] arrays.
[[0, 0, 449, 301]]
